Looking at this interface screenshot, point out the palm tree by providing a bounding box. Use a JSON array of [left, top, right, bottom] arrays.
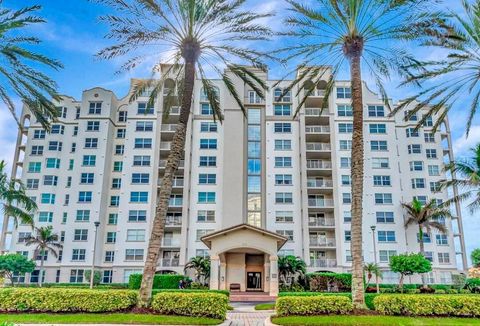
[[278, 255, 306, 286], [396, 0, 480, 134], [25, 226, 62, 287], [363, 262, 382, 292], [0, 2, 62, 129], [184, 256, 210, 285], [442, 144, 480, 213], [0, 160, 36, 228], [279, 0, 444, 308], [94, 0, 273, 306]]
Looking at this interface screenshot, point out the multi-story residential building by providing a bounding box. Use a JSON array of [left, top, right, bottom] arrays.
[[0, 66, 467, 294]]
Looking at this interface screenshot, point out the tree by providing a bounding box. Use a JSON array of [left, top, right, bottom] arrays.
[[0, 160, 37, 227], [94, 0, 273, 306], [84, 270, 102, 286], [279, 0, 444, 308], [472, 248, 480, 268], [0, 2, 62, 129], [0, 253, 35, 286], [363, 262, 382, 290], [278, 255, 306, 286], [25, 226, 62, 287], [184, 256, 210, 284], [389, 253, 432, 291], [441, 144, 480, 214]]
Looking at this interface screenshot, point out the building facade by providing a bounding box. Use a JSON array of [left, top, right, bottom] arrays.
[[0, 66, 467, 292]]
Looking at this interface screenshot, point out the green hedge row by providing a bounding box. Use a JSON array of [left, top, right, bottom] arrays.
[[128, 274, 187, 289], [276, 295, 352, 316], [0, 288, 137, 312], [12, 283, 128, 289], [151, 292, 228, 319], [152, 289, 229, 297], [374, 294, 480, 317], [306, 273, 352, 292]]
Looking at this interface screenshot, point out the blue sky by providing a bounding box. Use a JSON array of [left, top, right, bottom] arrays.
[[0, 0, 479, 265]]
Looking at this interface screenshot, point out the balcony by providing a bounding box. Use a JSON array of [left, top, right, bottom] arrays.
[[308, 198, 334, 210], [160, 142, 171, 151], [161, 124, 177, 132], [159, 159, 185, 169], [159, 258, 180, 267], [305, 108, 329, 124], [305, 125, 330, 142], [306, 143, 331, 159], [307, 178, 333, 194], [310, 259, 337, 268], [158, 178, 184, 188], [308, 216, 335, 228], [162, 238, 181, 247], [309, 237, 336, 248], [165, 215, 182, 227], [168, 197, 183, 209]]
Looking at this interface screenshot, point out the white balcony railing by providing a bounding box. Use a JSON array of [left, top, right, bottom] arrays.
[[308, 89, 326, 97], [310, 259, 337, 268], [308, 198, 334, 207], [305, 108, 329, 116], [305, 126, 330, 133], [160, 258, 180, 267], [170, 107, 181, 115], [309, 238, 336, 247], [307, 179, 333, 188], [306, 160, 332, 169], [162, 239, 181, 247], [169, 197, 183, 207], [161, 124, 177, 132], [306, 143, 331, 151], [160, 142, 171, 150], [158, 178, 184, 187], [308, 217, 335, 227], [159, 160, 185, 168], [165, 216, 182, 226]]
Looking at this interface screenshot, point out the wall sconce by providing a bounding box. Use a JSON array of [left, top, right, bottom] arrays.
[[221, 276, 224, 281], [266, 276, 270, 281]]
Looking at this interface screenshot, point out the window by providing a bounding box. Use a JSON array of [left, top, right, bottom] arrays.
[[275, 157, 292, 168], [72, 249, 86, 261], [113, 161, 123, 172], [274, 123, 291, 133], [134, 138, 152, 149], [38, 211, 53, 223], [411, 178, 426, 189], [108, 213, 118, 225], [199, 156, 216, 167], [197, 210, 215, 222], [115, 145, 124, 155], [41, 193, 55, 204], [368, 105, 385, 117], [405, 110, 417, 121], [136, 121, 153, 132], [117, 128, 126, 138], [26, 179, 39, 189], [74, 229, 88, 241], [137, 102, 154, 114], [69, 269, 84, 283], [344, 231, 351, 242], [31, 145, 44, 155], [342, 193, 351, 204], [200, 122, 217, 132], [428, 165, 440, 176], [73, 126, 78, 136], [346, 250, 352, 262], [198, 173, 216, 184], [76, 210, 90, 222], [371, 140, 388, 151], [82, 155, 96, 166], [105, 251, 115, 262], [123, 269, 142, 283], [103, 270, 113, 284], [71, 143, 77, 153], [196, 229, 214, 241], [78, 191, 92, 203], [373, 175, 391, 186], [425, 251, 434, 262], [337, 105, 353, 116], [406, 128, 419, 137], [66, 176, 72, 187], [133, 155, 150, 166], [33, 130, 46, 139], [106, 232, 116, 243], [274, 104, 291, 116], [275, 192, 293, 204], [18, 232, 31, 243], [436, 234, 448, 245], [112, 178, 122, 189], [201, 103, 213, 115], [423, 116, 433, 127], [424, 132, 435, 143], [48, 141, 63, 151], [375, 193, 393, 204], [80, 173, 94, 184], [128, 191, 147, 203], [118, 111, 127, 122], [275, 211, 293, 222], [86, 121, 100, 131], [275, 174, 292, 185], [28, 162, 41, 173], [337, 87, 351, 98], [89, 102, 102, 114], [372, 158, 389, 169], [430, 181, 441, 192], [408, 144, 422, 154], [199, 139, 217, 149], [438, 252, 450, 264], [85, 138, 98, 148], [198, 192, 215, 203], [339, 140, 352, 150], [376, 212, 394, 223], [426, 149, 437, 159], [340, 157, 351, 168], [125, 249, 144, 261], [343, 211, 352, 223], [276, 230, 294, 241], [338, 123, 353, 133], [51, 124, 65, 134], [379, 250, 397, 263], [132, 173, 149, 184], [274, 139, 291, 150], [378, 231, 396, 242], [369, 124, 386, 134], [274, 88, 291, 102], [409, 161, 423, 171], [126, 229, 146, 242], [196, 249, 210, 258]]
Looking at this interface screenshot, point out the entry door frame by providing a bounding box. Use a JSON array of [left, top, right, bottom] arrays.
[[246, 271, 263, 292]]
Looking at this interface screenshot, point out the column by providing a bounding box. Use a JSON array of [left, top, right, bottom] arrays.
[[269, 255, 279, 296], [210, 255, 220, 290], [219, 262, 227, 290], [264, 254, 270, 293]]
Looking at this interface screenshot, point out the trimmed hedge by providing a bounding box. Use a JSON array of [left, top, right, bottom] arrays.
[[128, 274, 187, 289], [307, 273, 352, 292], [276, 295, 353, 316], [374, 294, 480, 317], [151, 292, 228, 320], [279, 292, 351, 298], [152, 289, 229, 297], [12, 283, 128, 289], [0, 288, 137, 312]]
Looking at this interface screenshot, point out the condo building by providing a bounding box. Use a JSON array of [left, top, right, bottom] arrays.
[[0, 66, 467, 295]]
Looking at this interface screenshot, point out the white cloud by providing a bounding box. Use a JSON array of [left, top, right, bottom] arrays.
[[452, 124, 480, 157]]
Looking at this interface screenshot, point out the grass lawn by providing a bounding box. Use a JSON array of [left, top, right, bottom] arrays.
[[0, 313, 223, 325], [254, 303, 275, 310], [271, 315, 480, 326]]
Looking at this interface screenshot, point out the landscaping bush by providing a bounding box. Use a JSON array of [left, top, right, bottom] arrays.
[[11, 283, 128, 289], [435, 289, 446, 294], [405, 289, 420, 294], [152, 289, 229, 297], [460, 289, 472, 294], [0, 288, 137, 312], [419, 286, 435, 294], [128, 274, 187, 290], [447, 289, 458, 294], [151, 292, 228, 320], [374, 294, 480, 317], [276, 295, 352, 316], [465, 278, 480, 292], [278, 292, 351, 298], [364, 293, 379, 310], [307, 273, 351, 292]]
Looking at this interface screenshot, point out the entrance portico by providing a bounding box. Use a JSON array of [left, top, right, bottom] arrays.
[[201, 224, 287, 297]]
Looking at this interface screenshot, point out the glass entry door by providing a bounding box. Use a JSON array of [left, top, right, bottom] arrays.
[[246, 272, 262, 291]]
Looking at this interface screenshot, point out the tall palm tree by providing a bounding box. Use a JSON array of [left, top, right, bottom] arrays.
[[184, 256, 210, 284], [94, 0, 273, 306], [0, 2, 62, 129], [396, 0, 480, 134], [278, 255, 306, 286], [363, 262, 382, 292], [0, 160, 36, 227], [279, 0, 444, 308], [25, 226, 62, 287], [442, 144, 480, 213]]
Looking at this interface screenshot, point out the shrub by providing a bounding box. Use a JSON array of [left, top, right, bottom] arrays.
[[447, 289, 458, 294], [128, 274, 187, 290], [419, 286, 435, 294], [276, 295, 352, 316], [406, 289, 420, 294], [435, 289, 446, 294], [278, 292, 351, 298], [307, 273, 351, 292], [152, 289, 229, 297], [374, 294, 480, 317], [460, 289, 472, 294], [151, 292, 228, 319], [465, 278, 480, 291], [365, 293, 378, 310], [0, 288, 137, 312]]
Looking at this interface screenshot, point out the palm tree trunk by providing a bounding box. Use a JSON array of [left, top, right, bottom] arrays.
[[418, 226, 426, 287], [349, 52, 366, 309], [399, 274, 405, 292], [138, 59, 196, 307], [38, 250, 45, 287]]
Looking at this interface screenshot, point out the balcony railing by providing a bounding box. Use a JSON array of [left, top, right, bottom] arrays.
[[158, 178, 184, 187], [306, 160, 332, 169], [160, 142, 171, 150], [169, 198, 183, 207], [308, 198, 334, 207], [308, 217, 335, 227], [306, 143, 331, 151], [162, 238, 181, 247], [305, 126, 330, 133], [165, 216, 182, 226], [309, 238, 336, 247], [160, 258, 180, 267], [305, 108, 329, 116], [308, 89, 326, 97], [170, 107, 180, 115], [307, 179, 333, 188], [159, 160, 185, 168], [161, 124, 177, 132], [310, 259, 337, 268]]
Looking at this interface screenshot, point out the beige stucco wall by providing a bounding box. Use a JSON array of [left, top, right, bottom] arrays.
[[225, 253, 246, 291], [209, 229, 278, 257]]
